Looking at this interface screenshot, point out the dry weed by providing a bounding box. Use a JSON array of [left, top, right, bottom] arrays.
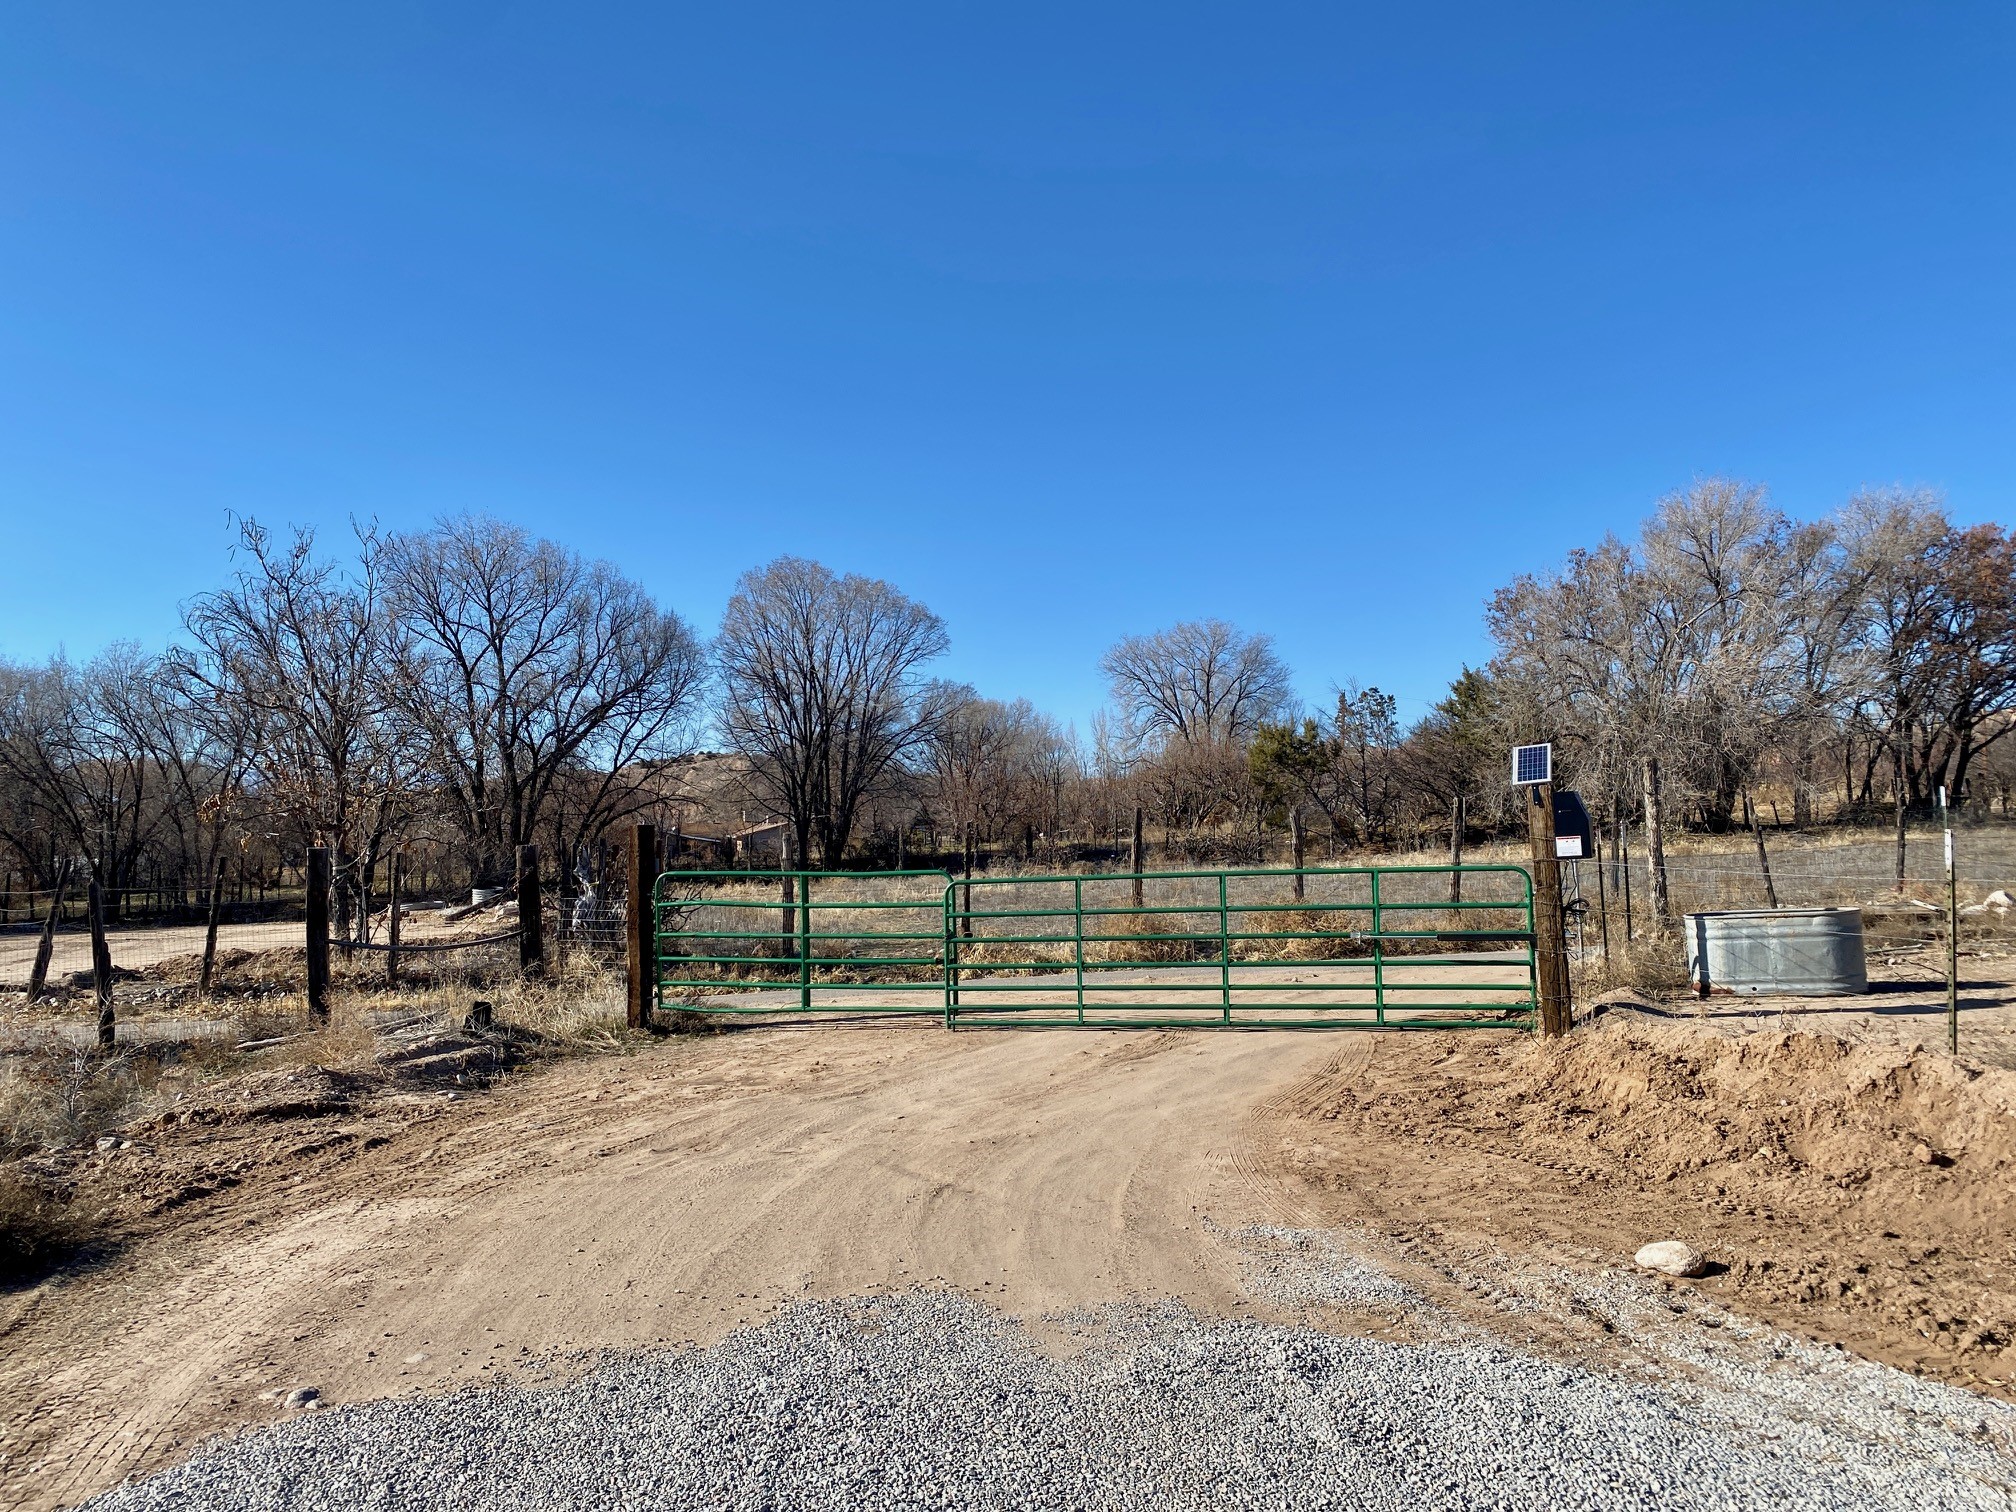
[[956, 938, 1070, 970], [0, 1048, 164, 1157], [1574, 933, 1690, 1000]]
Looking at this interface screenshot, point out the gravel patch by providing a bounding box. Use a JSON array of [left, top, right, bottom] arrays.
[[1229, 1223, 1436, 1315], [79, 1290, 2016, 1511]]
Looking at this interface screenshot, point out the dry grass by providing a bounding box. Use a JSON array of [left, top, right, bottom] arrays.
[[0, 1167, 99, 1284], [332, 953, 629, 1048], [1087, 911, 1217, 964], [1228, 908, 1337, 963], [1573, 931, 1692, 1000], [0, 1047, 167, 1158]]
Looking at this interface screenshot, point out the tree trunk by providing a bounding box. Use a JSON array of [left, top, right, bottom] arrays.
[[1950, 723, 1981, 813], [200, 859, 227, 995], [1289, 805, 1305, 902], [1641, 756, 1672, 925]]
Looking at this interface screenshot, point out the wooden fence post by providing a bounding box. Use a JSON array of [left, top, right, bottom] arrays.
[[306, 846, 331, 1020], [89, 876, 115, 1053], [200, 858, 227, 996], [26, 860, 70, 1003], [1289, 806, 1306, 902], [1743, 792, 1779, 909], [386, 854, 403, 987], [1448, 795, 1466, 905], [780, 831, 797, 961], [1642, 756, 1672, 925], [627, 823, 656, 1029], [1525, 785, 1570, 1038], [1130, 806, 1145, 910], [517, 844, 544, 979]]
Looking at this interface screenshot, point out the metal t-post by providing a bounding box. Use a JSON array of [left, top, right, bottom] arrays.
[[1942, 787, 1958, 1055]]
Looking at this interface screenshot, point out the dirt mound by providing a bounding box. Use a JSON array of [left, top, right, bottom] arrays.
[[142, 947, 306, 990], [1289, 1022, 2016, 1390], [1490, 1025, 2016, 1191]]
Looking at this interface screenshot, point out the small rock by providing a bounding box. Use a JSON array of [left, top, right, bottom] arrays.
[[403, 1351, 430, 1365], [1634, 1241, 1707, 1278], [95, 1137, 118, 1152], [282, 1387, 321, 1410], [1913, 1142, 1938, 1165]]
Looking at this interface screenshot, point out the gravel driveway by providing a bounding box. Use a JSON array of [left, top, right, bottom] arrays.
[[77, 1290, 2016, 1512]]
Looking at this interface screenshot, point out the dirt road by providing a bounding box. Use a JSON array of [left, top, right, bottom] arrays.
[[2, 1026, 1349, 1509], [8, 1008, 2015, 1510]]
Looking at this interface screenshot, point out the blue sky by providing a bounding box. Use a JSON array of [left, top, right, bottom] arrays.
[[3, 3, 2011, 732]]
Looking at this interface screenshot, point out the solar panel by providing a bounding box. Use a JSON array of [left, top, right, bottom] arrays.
[[1511, 743, 1552, 786]]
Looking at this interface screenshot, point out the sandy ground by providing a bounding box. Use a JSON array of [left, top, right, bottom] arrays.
[[4, 948, 2015, 1509]]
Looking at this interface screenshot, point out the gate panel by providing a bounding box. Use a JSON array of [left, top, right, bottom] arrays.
[[946, 865, 1535, 1029], [654, 865, 1536, 1029], [654, 869, 951, 1017]]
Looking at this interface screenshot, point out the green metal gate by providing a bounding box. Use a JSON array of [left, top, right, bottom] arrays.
[[654, 864, 1535, 1029], [653, 869, 953, 1017]]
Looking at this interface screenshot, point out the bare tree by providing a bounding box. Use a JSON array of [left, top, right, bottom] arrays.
[[1488, 479, 1811, 919], [1101, 619, 1292, 752], [383, 516, 707, 885], [174, 520, 413, 928], [1841, 491, 2016, 816], [923, 690, 1051, 852], [716, 557, 950, 867]]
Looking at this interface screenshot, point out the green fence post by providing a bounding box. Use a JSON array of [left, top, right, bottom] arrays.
[[1371, 868, 1385, 1027], [1524, 868, 1540, 1029], [799, 871, 812, 1010], [939, 882, 952, 1027], [1219, 872, 1232, 1025], [945, 881, 959, 1022], [1074, 877, 1085, 1026]]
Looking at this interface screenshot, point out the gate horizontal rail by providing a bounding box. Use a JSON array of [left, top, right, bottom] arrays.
[[655, 864, 1536, 1030]]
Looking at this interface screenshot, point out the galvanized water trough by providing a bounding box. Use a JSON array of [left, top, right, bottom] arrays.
[[1684, 906, 1868, 996]]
